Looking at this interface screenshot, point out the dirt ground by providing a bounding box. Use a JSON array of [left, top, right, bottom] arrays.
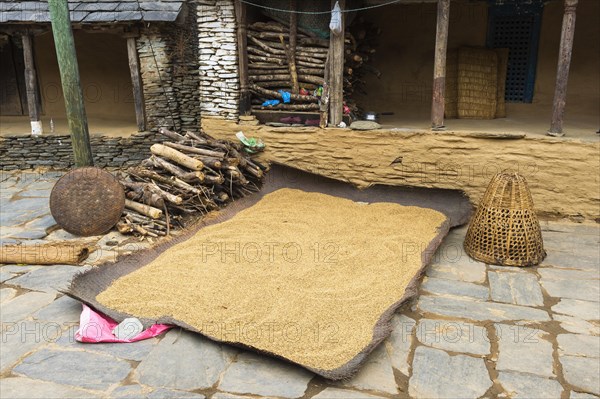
[[0, 116, 138, 137], [2, 103, 598, 140]]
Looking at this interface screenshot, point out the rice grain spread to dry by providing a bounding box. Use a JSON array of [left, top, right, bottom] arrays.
[[97, 188, 447, 371]]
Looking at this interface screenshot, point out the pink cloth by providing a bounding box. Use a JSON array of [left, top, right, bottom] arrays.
[[75, 303, 172, 343]]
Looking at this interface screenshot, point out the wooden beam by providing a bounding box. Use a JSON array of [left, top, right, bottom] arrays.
[[21, 33, 42, 135], [548, 0, 578, 137], [329, 0, 345, 127], [234, 0, 251, 116], [126, 35, 146, 132], [431, 0, 450, 130], [48, 0, 93, 166]]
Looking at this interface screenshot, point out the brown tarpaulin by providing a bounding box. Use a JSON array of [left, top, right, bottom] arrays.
[[66, 165, 472, 380]]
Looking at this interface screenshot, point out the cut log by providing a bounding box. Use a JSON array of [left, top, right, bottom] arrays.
[[125, 199, 163, 219], [116, 221, 133, 234], [299, 37, 329, 47], [250, 67, 323, 76], [249, 36, 286, 55], [250, 22, 289, 33], [158, 127, 186, 142], [250, 84, 318, 102], [0, 242, 92, 265], [130, 167, 204, 195], [180, 171, 206, 183], [197, 157, 222, 169], [256, 103, 319, 110], [243, 163, 263, 178], [123, 181, 183, 205], [148, 155, 188, 178], [254, 81, 293, 89], [249, 62, 287, 69], [295, 59, 326, 68], [248, 54, 286, 65], [150, 144, 204, 171], [249, 67, 290, 75], [250, 74, 324, 85], [184, 131, 209, 144], [203, 174, 225, 185], [163, 142, 226, 158]]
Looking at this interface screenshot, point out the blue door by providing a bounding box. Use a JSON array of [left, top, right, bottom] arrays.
[[487, 0, 544, 103]]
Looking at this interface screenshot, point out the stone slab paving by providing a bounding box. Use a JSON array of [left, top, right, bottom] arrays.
[[496, 371, 564, 398], [494, 323, 555, 378], [415, 318, 490, 356], [421, 276, 490, 300], [339, 344, 397, 395], [13, 348, 132, 390], [1, 291, 57, 323], [1, 172, 599, 398], [385, 314, 415, 375], [218, 352, 313, 398], [312, 388, 387, 399], [7, 265, 91, 294], [0, 287, 17, 303], [136, 329, 234, 391], [408, 346, 492, 398], [0, 377, 101, 398], [488, 271, 545, 306]]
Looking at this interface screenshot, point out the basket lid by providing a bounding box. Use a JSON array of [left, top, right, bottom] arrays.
[[50, 167, 125, 237]]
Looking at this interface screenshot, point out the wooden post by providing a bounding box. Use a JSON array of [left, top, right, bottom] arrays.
[[329, 0, 345, 127], [548, 0, 578, 137], [288, 0, 299, 94], [431, 0, 450, 130], [21, 33, 43, 135], [48, 0, 93, 166], [234, 0, 251, 116], [125, 34, 146, 132], [319, 54, 331, 128]]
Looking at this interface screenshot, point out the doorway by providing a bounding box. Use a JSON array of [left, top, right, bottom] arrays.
[[0, 35, 28, 116], [487, 0, 544, 103]]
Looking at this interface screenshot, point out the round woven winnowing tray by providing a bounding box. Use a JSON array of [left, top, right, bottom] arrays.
[[50, 167, 125, 237]]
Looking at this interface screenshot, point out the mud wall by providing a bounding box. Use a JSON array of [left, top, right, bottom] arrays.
[[535, 0, 599, 117], [355, 0, 599, 122], [34, 31, 135, 122], [355, 0, 488, 117], [32, 6, 202, 135], [203, 119, 600, 221]]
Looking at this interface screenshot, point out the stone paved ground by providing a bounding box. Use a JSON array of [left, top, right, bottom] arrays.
[[1, 171, 599, 399]]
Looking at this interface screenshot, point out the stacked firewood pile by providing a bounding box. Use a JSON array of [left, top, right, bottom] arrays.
[[247, 19, 380, 115], [116, 128, 266, 238], [248, 21, 327, 111]]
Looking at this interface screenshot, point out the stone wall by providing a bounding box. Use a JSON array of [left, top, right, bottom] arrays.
[[197, 0, 240, 120], [138, 0, 201, 132], [0, 132, 162, 170]]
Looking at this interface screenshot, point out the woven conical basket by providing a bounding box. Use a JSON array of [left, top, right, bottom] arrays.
[[464, 172, 546, 266]]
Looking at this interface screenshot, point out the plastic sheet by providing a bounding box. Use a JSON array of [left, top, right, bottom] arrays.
[[75, 304, 172, 343]]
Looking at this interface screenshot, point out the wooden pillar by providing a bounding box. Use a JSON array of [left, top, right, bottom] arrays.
[[21, 33, 42, 135], [548, 0, 578, 137], [234, 0, 251, 115], [48, 0, 93, 166], [288, 0, 299, 94], [329, 0, 345, 127], [431, 0, 450, 130], [125, 34, 146, 132]]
